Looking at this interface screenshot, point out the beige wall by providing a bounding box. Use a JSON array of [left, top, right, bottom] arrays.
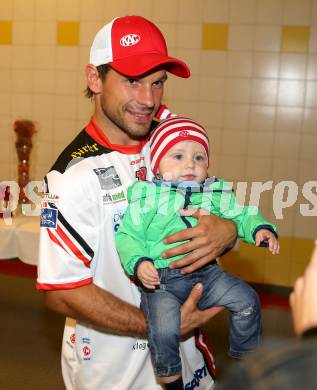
[[0, 0, 316, 286]]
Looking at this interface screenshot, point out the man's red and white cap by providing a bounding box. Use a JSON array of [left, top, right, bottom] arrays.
[[89, 15, 190, 78], [150, 117, 210, 175]]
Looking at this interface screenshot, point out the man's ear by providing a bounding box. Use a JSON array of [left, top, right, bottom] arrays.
[[86, 64, 102, 94]]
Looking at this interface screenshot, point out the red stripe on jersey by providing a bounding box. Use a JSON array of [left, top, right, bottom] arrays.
[[47, 228, 67, 253], [36, 277, 93, 291], [55, 225, 91, 267], [194, 329, 216, 378]]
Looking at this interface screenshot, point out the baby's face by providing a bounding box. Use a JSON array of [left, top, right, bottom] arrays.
[[157, 140, 208, 183]]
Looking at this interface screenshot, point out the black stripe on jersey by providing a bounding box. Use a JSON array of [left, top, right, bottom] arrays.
[[57, 209, 94, 260], [50, 119, 160, 175], [44, 176, 94, 259], [50, 129, 113, 174], [194, 330, 216, 381], [44, 176, 49, 192]]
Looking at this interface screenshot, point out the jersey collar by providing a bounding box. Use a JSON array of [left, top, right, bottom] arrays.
[[85, 117, 148, 155]]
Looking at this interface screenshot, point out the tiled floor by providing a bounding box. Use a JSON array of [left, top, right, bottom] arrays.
[[0, 271, 294, 389]]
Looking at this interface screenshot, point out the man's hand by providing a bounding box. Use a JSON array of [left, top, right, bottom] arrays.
[[163, 209, 237, 274], [290, 240, 317, 337], [180, 283, 223, 336]]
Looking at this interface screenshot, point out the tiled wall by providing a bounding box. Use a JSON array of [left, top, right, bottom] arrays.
[[1, 0, 316, 286]]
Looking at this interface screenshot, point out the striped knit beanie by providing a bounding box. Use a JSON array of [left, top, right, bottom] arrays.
[[150, 117, 209, 175]]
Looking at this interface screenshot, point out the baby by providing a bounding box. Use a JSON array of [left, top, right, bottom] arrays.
[[116, 117, 279, 390]]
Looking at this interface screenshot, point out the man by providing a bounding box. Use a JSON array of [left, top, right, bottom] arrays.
[[37, 16, 237, 389]]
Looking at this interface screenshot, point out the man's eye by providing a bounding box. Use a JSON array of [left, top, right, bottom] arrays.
[[153, 80, 163, 88], [127, 78, 138, 85]]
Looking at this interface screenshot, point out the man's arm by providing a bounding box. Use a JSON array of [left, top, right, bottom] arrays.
[[45, 283, 147, 337], [45, 282, 223, 338], [164, 210, 237, 274]]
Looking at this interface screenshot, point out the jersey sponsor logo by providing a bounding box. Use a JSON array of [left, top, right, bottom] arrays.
[[113, 210, 124, 232], [70, 333, 76, 344], [83, 346, 91, 358], [40, 207, 57, 228], [130, 157, 145, 165], [82, 337, 91, 361], [103, 193, 113, 203], [42, 192, 59, 208], [43, 193, 59, 201], [66, 333, 76, 349], [102, 191, 126, 203], [103, 190, 126, 204], [184, 366, 208, 390], [70, 143, 99, 159], [132, 341, 148, 351], [120, 34, 140, 47], [135, 166, 147, 181], [94, 167, 122, 190], [111, 190, 126, 202]]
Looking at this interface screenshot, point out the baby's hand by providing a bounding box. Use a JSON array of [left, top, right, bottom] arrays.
[[137, 261, 160, 289], [255, 229, 280, 255]]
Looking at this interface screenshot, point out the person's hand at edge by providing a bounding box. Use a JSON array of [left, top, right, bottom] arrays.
[[290, 239, 317, 337]]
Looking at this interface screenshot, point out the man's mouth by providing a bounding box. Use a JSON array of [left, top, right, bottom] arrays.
[[127, 110, 153, 124]]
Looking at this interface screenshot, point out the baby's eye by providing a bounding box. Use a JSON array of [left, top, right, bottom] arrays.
[[174, 154, 183, 160], [195, 155, 205, 161]]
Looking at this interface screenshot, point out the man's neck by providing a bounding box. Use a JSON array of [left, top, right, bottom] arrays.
[[92, 112, 142, 146]]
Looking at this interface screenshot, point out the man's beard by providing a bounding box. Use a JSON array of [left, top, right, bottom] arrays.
[[101, 99, 153, 141]]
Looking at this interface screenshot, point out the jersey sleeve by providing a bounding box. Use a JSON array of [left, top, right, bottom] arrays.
[[208, 179, 277, 245], [36, 167, 99, 291], [115, 181, 157, 276]]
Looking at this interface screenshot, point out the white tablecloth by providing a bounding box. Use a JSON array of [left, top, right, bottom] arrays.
[[0, 215, 40, 265], [0, 214, 239, 267]]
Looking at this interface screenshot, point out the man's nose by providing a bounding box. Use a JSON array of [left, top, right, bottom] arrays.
[[136, 85, 155, 108]]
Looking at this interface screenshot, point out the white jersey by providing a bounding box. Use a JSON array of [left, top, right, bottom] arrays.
[[37, 118, 215, 390]]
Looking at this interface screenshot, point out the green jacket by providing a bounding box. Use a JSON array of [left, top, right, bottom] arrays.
[[115, 177, 277, 276]]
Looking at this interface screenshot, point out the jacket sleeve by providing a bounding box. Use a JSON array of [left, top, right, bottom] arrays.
[[115, 181, 158, 276], [208, 179, 277, 245]]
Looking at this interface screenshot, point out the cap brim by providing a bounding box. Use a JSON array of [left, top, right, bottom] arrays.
[[109, 53, 190, 78]]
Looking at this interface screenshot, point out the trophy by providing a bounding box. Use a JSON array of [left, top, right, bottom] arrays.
[[14, 120, 36, 204]]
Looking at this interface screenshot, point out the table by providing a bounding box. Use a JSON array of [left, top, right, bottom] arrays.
[[0, 215, 40, 265], [0, 214, 240, 267]]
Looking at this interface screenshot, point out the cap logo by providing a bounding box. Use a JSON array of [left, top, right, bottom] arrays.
[[120, 34, 141, 47], [178, 130, 190, 137]]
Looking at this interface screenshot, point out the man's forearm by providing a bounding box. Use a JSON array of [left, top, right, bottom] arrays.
[[45, 283, 147, 338]]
